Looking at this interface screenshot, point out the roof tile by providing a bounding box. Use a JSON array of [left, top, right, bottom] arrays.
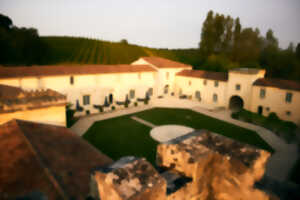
[[141, 57, 192, 69], [0, 64, 155, 79], [253, 78, 300, 91], [176, 69, 228, 81], [0, 119, 113, 199]]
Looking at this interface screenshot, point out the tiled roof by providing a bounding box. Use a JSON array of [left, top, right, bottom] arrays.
[[0, 64, 155, 79], [141, 57, 192, 69], [253, 78, 300, 91], [0, 119, 113, 199], [0, 84, 24, 99], [0, 84, 66, 113], [176, 69, 228, 82]]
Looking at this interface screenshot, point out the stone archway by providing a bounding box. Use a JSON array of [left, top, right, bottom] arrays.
[[229, 96, 244, 112]]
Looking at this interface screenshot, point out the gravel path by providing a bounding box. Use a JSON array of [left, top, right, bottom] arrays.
[[150, 125, 195, 143], [70, 105, 153, 136], [131, 116, 156, 128]]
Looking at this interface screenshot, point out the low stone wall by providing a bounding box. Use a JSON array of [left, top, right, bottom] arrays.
[[0, 105, 66, 126]]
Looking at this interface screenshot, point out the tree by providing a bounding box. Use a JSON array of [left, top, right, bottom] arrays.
[[222, 16, 234, 54], [120, 39, 128, 45], [296, 43, 300, 60], [199, 10, 215, 57], [265, 29, 278, 49], [0, 14, 12, 29], [231, 18, 241, 61]]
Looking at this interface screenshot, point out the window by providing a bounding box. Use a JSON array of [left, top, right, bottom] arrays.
[[214, 81, 219, 87], [188, 80, 192, 86], [129, 89, 135, 99], [203, 80, 207, 85], [138, 73, 141, 80], [266, 107, 270, 112], [70, 76, 74, 85], [83, 95, 90, 105], [148, 88, 153, 96], [260, 88, 266, 99], [286, 111, 291, 116], [195, 91, 201, 100], [164, 85, 169, 94], [286, 92, 292, 103], [166, 72, 169, 80], [236, 84, 241, 91], [213, 94, 218, 102]]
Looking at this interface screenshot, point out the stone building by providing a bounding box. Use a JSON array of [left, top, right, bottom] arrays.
[[0, 84, 66, 126], [0, 118, 278, 200], [0, 56, 299, 125], [0, 119, 113, 200]]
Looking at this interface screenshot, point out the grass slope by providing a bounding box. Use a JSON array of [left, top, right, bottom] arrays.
[[42, 36, 200, 66], [83, 107, 273, 166]]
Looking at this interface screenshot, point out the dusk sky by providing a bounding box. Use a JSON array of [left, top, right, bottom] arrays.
[[1, 0, 300, 49]]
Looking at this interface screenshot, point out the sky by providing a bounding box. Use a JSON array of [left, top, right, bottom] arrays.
[[1, 0, 300, 49]]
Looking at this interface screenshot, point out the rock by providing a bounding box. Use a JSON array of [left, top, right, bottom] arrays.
[[92, 156, 167, 200], [157, 130, 271, 200]]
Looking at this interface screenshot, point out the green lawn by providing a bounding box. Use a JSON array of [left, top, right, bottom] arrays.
[[83, 107, 274, 165], [83, 115, 158, 165]]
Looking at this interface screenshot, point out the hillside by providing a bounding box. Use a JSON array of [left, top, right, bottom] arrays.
[[42, 36, 201, 66]]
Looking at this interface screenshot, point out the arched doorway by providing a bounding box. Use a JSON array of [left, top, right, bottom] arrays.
[[257, 106, 263, 115], [229, 96, 244, 112], [109, 93, 113, 104]]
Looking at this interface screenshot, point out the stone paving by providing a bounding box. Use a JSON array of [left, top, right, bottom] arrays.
[[150, 125, 195, 143], [70, 96, 298, 182], [131, 116, 156, 128]]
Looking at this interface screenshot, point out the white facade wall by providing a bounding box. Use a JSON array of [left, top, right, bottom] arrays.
[[132, 58, 192, 96], [0, 72, 156, 115], [174, 76, 227, 107], [251, 86, 300, 125], [0, 61, 299, 124], [226, 70, 265, 110]]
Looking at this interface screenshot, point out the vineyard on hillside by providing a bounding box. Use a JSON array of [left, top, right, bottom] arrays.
[[42, 36, 200, 66]]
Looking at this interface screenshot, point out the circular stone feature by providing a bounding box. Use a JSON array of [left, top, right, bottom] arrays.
[[150, 125, 195, 143]]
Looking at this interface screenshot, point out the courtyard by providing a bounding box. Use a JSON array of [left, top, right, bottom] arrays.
[[82, 107, 273, 165]]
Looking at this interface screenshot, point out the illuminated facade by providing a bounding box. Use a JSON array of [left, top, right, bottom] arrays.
[[0, 56, 299, 125]]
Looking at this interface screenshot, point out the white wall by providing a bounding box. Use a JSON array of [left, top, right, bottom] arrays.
[[1, 71, 156, 115], [132, 58, 192, 96], [227, 70, 265, 110], [174, 76, 227, 107], [251, 86, 300, 125]]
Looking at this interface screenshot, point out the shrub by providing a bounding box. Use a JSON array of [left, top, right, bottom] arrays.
[[66, 107, 76, 128], [124, 101, 128, 108], [134, 102, 138, 107], [267, 112, 279, 122], [144, 98, 149, 105], [231, 112, 239, 119], [66, 103, 73, 110], [284, 121, 298, 130]]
